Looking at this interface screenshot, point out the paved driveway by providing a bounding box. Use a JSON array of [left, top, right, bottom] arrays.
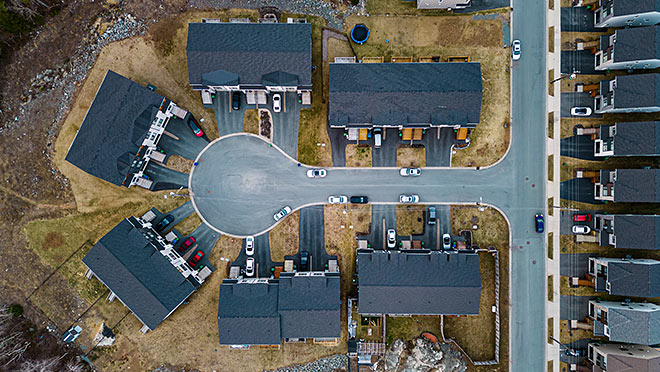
[[159, 116, 210, 160], [298, 205, 336, 271], [145, 162, 189, 191], [180, 223, 221, 270], [561, 7, 605, 32], [272, 92, 303, 159], [561, 51, 605, 75], [212, 92, 246, 136], [560, 135, 599, 160], [560, 92, 600, 118], [560, 178, 602, 204], [560, 253, 598, 277], [359, 205, 397, 250]]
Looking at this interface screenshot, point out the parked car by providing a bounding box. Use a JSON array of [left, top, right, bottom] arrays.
[[387, 229, 396, 249], [306, 169, 327, 178], [399, 194, 420, 203], [232, 92, 241, 110], [572, 213, 592, 222], [399, 168, 421, 177], [299, 251, 309, 270], [572, 225, 592, 234], [272, 93, 282, 113], [571, 107, 592, 116], [245, 236, 254, 256], [188, 250, 204, 268], [442, 234, 452, 249], [427, 207, 437, 225], [535, 214, 545, 233], [328, 195, 348, 204], [188, 118, 204, 137], [373, 128, 382, 148], [155, 214, 174, 232], [512, 39, 521, 61], [178, 236, 196, 253], [245, 257, 255, 277], [350, 196, 369, 204], [274, 206, 292, 221]]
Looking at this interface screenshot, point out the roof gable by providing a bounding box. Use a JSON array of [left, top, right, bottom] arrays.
[[613, 121, 660, 156]]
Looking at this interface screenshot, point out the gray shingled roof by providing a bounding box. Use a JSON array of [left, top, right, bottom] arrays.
[[613, 169, 660, 202], [186, 23, 312, 88], [614, 26, 660, 63], [613, 215, 660, 249], [608, 260, 660, 297], [82, 218, 196, 330], [65, 70, 164, 186], [357, 250, 481, 315], [613, 74, 660, 110], [328, 63, 483, 128], [608, 304, 660, 345], [607, 355, 660, 372], [613, 0, 660, 16], [218, 280, 281, 345], [613, 122, 660, 156], [278, 273, 341, 339]]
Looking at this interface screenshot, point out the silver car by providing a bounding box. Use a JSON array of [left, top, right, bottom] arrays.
[[387, 229, 396, 249], [399, 168, 421, 177], [245, 236, 254, 256], [245, 257, 255, 277], [512, 39, 521, 61], [442, 234, 452, 249], [306, 169, 327, 178], [274, 206, 292, 221], [328, 195, 348, 204]]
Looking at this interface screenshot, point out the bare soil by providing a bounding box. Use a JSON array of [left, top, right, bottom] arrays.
[[269, 210, 301, 261], [396, 145, 426, 168], [345, 144, 372, 167]]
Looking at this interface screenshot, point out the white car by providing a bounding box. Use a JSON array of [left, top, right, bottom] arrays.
[[328, 195, 348, 204], [399, 168, 421, 177], [512, 39, 521, 61], [245, 236, 254, 256], [274, 206, 292, 221], [399, 194, 420, 203], [442, 233, 452, 249], [571, 107, 592, 116], [387, 229, 396, 249], [572, 225, 591, 234], [272, 93, 282, 113], [307, 169, 327, 178], [245, 257, 255, 277]]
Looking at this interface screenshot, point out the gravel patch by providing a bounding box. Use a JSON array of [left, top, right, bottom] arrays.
[[263, 354, 348, 372]]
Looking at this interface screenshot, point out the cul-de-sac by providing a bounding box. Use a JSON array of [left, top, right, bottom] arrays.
[[1, 0, 659, 371]]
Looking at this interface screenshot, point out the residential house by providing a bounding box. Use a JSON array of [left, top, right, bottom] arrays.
[[594, 74, 660, 114], [356, 249, 481, 316], [595, 26, 660, 71], [589, 257, 660, 297], [218, 271, 341, 347], [82, 211, 211, 332], [593, 122, 660, 157], [416, 0, 471, 10], [594, 169, 660, 203], [589, 300, 660, 345], [594, 214, 660, 249], [186, 22, 312, 105], [66, 70, 190, 190], [328, 63, 483, 133], [588, 342, 660, 372], [594, 0, 660, 28]]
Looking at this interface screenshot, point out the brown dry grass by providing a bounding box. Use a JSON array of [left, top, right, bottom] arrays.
[[450, 206, 509, 247], [269, 210, 300, 261], [397, 145, 426, 168], [327, 37, 353, 62], [243, 109, 259, 135], [395, 205, 425, 236], [165, 154, 194, 173], [560, 320, 593, 344], [343, 14, 511, 167], [175, 213, 203, 237], [346, 144, 372, 167]]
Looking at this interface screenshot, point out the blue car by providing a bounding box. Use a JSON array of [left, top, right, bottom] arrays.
[[535, 214, 544, 233]]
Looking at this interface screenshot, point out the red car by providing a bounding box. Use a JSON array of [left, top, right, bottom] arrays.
[[188, 118, 204, 137], [572, 214, 592, 222], [188, 250, 204, 268], [178, 236, 196, 253]]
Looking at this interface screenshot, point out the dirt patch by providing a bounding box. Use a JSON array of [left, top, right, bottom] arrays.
[[346, 144, 372, 167], [43, 231, 64, 250], [259, 109, 273, 140], [397, 145, 426, 168], [164, 155, 194, 174], [243, 109, 259, 134], [174, 213, 203, 237], [395, 205, 425, 236], [269, 210, 300, 261]]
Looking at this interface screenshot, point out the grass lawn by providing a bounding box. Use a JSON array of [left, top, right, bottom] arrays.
[[395, 205, 425, 236], [397, 145, 426, 168], [243, 109, 259, 135], [269, 210, 300, 261], [346, 144, 372, 167], [165, 154, 194, 173], [548, 154, 554, 181], [386, 316, 442, 346], [560, 320, 593, 344], [450, 206, 509, 247], [343, 14, 510, 167]]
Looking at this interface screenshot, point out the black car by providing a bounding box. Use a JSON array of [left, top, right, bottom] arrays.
[[350, 196, 368, 204], [155, 214, 174, 232], [299, 251, 310, 270], [232, 92, 241, 110]]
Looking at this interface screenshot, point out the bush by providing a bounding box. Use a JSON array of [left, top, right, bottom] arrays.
[[8, 303, 23, 317], [0, 1, 34, 34]]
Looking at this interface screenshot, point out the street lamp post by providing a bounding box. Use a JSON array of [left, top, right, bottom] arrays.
[[551, 72, 577, 84]]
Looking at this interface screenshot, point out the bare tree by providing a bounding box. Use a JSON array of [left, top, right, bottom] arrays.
[[17, 356, 60, 372]]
